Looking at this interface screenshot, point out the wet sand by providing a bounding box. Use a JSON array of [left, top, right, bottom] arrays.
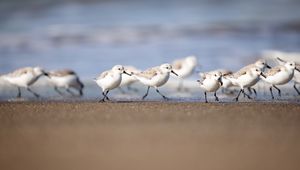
[[0, 101, 300, 170]]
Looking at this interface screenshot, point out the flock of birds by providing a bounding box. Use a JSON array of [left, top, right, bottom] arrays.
[[1, 55, 300, 102]]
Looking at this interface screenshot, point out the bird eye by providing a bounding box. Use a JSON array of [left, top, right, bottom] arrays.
[[290, 64, 293, 66], [256, 69, 258, 71]]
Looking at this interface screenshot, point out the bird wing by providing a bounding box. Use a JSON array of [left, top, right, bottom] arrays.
[[265, 66, 282, 76], [50, 69, 76, 77], [239, 64, 254, 73], [219, 69, 232, 76], [9, 67, 33, 77], [222, 72, 232, 76], [233, 69, 247, 79], [136, 67, 159, 80], [97, 71, 110, 79]]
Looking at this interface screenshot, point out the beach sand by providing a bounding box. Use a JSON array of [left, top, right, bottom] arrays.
[[0, 101, 300, 170]]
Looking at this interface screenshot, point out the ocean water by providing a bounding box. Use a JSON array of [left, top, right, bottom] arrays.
[[0, 0, 300, 79]]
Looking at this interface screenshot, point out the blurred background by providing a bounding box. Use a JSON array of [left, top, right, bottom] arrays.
[[1, 0, 300, 79]]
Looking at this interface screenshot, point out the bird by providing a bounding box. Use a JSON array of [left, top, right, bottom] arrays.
[[133, 63, 178, 100], [203, 69, 233, 89], [198, 69, 232, 88], [221, 73, 234, 88], [118, 66, 141, 93], [47, 69, 84, 97], [171, 55, 198, 91], [292, 63, 300, 95], [262, 58, 300, 99], [238, 59, 271, 96], [94, 65, 131, 102], [277, 58, 300, 96], [227, 67, 266, 101], [1, 67, 49, 98], [197, 71, 223, 103]]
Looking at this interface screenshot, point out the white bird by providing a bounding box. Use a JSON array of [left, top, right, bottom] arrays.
[[221, 74, 234, 89], [202, 69, 233, 89], [171, 55, 198, 91], [262, 58, 300, 99], [48, 69, 84, 97], [199, 69, 232, 89], [293, 64, 300, 95], [276, 58, 300, 96], [238, 59, 271, 95], [197, 71, 223, 103], [228, 67, 266, 101], [133, 63, 178, 100], [1, 67, 49, 98], [220, 60, 271, 96], [119, 66, 141, 93], [95, 65, 131, 102]]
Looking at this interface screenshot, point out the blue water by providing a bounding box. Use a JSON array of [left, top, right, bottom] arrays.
[[0, 0, 300, 79]]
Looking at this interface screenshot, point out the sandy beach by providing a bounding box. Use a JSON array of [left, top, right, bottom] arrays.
[[0, 101, 300, 170]]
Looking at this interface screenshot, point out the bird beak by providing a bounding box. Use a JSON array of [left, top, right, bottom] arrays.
[[295, 67, 300, 72], [171, 70, 178, 76], [277, 57, 286, 63], [218, 77, 223, 86], [44, 72, 50, 78], [260, 72, 266, 78], [266, 64, 272, 69], [123, 71, 132, 76]]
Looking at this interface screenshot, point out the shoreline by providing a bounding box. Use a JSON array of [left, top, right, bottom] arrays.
[[1, 101, 300, 125]]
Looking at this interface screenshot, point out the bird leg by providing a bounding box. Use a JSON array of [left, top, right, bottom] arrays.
[[99, 91, 110, 102], [204, 92, 208, 103], [214, 91, 219, 102], [142, 86, 150, 100], [155, 88, 169, 100], [234, 89, 243, 102], [270, 87, 274, 100], [66, 88, 76, 96], [17, 87, 21, 98], [247, 87, 253, 95], [79, 88, 83, 96], [273, 85, 281, 97], [105, 91, 110, 100], [294, 84, 300, 95], [251, 88, 257, 96], [99, 92, 106, 102], [242, 89, 252, 99], [54, 86, 64, 96], [26, 87, 40, 98]]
